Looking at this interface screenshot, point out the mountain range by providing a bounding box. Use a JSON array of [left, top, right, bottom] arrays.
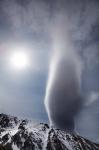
[[0, 113, 99, 150]]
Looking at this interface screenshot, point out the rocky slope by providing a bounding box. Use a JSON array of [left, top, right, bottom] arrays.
[[0, 113, 99, 150]]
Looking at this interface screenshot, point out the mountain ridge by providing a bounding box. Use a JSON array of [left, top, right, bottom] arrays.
[[0, 113, 99, 150]]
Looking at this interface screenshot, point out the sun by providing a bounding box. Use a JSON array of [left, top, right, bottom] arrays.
[[10, 51, 29, 70]]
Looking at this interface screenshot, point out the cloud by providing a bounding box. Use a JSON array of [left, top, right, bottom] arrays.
[[0, 0, 99, 140], [0, 0, 51, 120], [45, 11, 83, 132], [45, 0, 99, 134], [2, 0, 50, 33], [45, 51, 82, 131], [85, 91, 99, 106], [0, 0, 51, 72]]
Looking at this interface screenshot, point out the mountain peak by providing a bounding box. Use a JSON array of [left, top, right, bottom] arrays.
[[0, 114, 99, 150]]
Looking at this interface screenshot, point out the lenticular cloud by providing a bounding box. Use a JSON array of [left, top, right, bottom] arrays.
[[45, 18, 82, 131]]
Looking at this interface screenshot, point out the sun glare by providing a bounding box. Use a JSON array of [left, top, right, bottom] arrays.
[[10, 51, 29, 70]]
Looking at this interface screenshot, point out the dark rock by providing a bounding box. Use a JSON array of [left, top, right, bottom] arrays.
[[0, 114, 99, 150]]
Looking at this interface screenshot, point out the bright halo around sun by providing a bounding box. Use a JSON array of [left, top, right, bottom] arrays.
[[10, 51, 29, 70]]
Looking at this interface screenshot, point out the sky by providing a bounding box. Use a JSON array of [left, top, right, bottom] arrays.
[[0, 0, 99, 142]]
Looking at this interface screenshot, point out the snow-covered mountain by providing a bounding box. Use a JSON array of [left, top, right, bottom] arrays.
[[0, 114, 99, 150]]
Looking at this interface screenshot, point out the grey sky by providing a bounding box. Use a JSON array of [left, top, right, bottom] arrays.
[[0, 0, 99, 142]]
